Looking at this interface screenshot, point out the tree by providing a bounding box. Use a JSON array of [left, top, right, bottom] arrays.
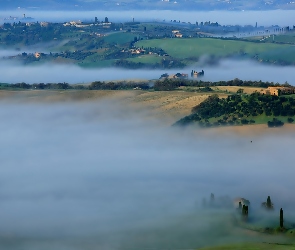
[[262, 195, 274, 210], [242, 205, 249, 220], [280, 208, 284, 228], [268, 118, 284, 127], [267, 196, 272, 208], [210, 193, 214, 202], [236, 88, 244, 94]]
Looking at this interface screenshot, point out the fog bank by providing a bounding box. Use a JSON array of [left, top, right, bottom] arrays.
[[0, 101, 295, 249], [0, 59, 294, 84]]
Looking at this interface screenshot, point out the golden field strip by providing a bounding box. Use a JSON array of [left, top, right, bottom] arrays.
[[0, 89, 210, 122], [1, 89, 295, 135]]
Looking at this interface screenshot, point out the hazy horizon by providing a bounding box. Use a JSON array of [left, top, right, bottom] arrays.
[[1, 10, 295, 26]]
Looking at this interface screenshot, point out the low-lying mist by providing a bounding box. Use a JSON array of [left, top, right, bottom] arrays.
[[0, 100, 295, 249], [0, 59, 295, 84]]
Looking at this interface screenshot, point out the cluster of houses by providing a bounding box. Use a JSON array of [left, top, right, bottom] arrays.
[[63, 20, 112, 29], [121, 48, 167, 56], [191, 69, 204, 78], [160, 72, 187, 79], [160, 69, 205, 79], [127, 48, 146, 54]]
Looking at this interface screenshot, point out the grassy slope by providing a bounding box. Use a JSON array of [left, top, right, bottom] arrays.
[[247, 31, 295, 44], [136, 38, 295, 63], [78, 59, 116, 68], [127, 54, 162, 64], [55, 32, 136, 67], [103, 32, 135, 45], [199, 243, 295, 250], [265, 35, 295, 44]]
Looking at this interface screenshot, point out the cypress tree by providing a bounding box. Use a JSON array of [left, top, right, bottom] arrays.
[[210, 193, 214, 202], [280, 208, 284, 228], [245, 206, 249, 216], [266, 196, 273, 209]]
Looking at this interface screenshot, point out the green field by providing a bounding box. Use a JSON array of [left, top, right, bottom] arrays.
[[199, 243, 295, 250], [78, 58, 116, 68], [103, 32, 135, 45], [245, 114, 292, 125], [267, 35, 295, 44], [136, 38, 295, 64], [200, 113, 293, 126], [127, 54, 162, 64]]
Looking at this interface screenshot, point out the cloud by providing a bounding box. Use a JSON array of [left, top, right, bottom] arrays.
[[0, 100, 294, 249]]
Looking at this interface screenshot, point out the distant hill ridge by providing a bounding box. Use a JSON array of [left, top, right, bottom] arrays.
[[0, 0, 293, 10]]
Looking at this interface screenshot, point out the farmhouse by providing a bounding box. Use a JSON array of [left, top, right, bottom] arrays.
[[191, 69, 204, 77], [171, 30, 183, 38], [40, 22, 49, 27], [264, 87, 295, 96], [233, 197, 250, 209], [34, 52, 41, 58], [168, 73, 188, 79]]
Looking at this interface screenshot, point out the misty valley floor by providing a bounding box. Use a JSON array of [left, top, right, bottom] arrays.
[[0, 90, 295, 250]]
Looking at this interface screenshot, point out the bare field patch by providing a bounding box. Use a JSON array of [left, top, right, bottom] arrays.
[[0, 90, 209, 123], [2, 89, 295, 133], [0, 90, 140, 103], [128, 91, 210, 122]]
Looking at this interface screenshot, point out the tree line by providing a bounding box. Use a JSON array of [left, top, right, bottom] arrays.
[[1, 78, 292, 91], [154, 78, 291, 91], [0, 81, 150, 90]]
